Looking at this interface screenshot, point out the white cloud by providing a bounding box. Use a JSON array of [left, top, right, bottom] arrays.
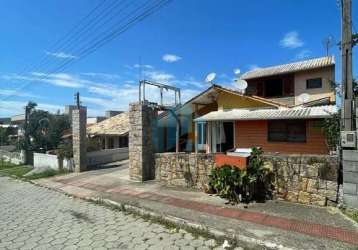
[[45, 51, 78, 59], [133, 64, 153, 69], [0, 100, 63, 117], [3, 72, 87, 88], [0, 89, 38, 98], [248, 64, 261, 71], [162, 54, 182, 63], [143, 70, 175, 83], [81, 72, 120, 80], [295, 49, 311, 60], [280, 31, 304, 48]]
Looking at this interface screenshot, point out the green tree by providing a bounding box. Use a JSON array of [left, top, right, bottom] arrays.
[[0, 127, 17, 145], [21, 102, 70, 152]]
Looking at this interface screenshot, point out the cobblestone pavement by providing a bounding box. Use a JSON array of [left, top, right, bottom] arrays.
[[0, 177, 228, 250]]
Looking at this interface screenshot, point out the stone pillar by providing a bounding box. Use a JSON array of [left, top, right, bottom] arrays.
[[343, 150, 358, 208], [129, 102, 157, 181], [72, 108, 87, 172]]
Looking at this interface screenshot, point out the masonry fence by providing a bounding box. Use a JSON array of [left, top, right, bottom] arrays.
[[154, 152, 340, 207]]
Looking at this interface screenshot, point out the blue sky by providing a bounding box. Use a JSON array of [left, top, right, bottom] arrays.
[[0, 0, 357, 117]]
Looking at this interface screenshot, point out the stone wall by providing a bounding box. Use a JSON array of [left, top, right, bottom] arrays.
[[0, 150, 26, 165], [129, 103, 157, 181], [155, 153, 215, 190], [72, 108, 87, 172], [265, 154, 339, 206], [155, 152, 339, 207]]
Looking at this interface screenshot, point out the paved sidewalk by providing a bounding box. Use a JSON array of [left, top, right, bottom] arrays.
[[0, 177, 234, 250], [35, 162, 358, 250]]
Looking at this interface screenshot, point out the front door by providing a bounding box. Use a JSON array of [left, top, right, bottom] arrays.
[[210, 121, 234, 153]]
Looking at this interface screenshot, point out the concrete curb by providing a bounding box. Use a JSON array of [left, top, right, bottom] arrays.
[[31, 179, 295, 250]]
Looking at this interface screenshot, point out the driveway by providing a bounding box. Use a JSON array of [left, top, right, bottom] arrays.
[[0, 177, 226, 250]]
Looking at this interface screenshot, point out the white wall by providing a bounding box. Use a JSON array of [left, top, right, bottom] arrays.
[[87, 147, 128, 166], [0, 150, 25, 165], [33, 153, 74, 171], [294, 66, 335, 105]]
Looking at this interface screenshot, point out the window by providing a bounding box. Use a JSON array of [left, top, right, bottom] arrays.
[[265, 79, 283, 97], [197, 122, 207, 151], [268, 120, 306, 142], [306, 78, 322, 89]]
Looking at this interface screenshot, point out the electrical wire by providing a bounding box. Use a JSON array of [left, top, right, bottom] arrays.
[[1, 0, 172, 103]]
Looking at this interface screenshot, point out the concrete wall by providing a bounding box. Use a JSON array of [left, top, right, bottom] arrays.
[[342, 150, 358, 208], [0, 150, 26, 165], [33, 153, 74, 171], [87, 147, 128, 167], [294, 66, 335, 105]]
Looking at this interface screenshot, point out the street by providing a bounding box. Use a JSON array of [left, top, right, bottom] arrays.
[[0, 177, 222, 250]]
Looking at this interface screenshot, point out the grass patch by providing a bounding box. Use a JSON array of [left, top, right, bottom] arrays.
[[0, 161, 18, 170], [0, 160, 68, 180], [344, 209, 358, 223], [0, 165, 32, 178], [25, 169, 68, 180]]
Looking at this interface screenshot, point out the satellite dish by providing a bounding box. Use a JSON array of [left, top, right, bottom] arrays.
[[235, 79, 248, 91], [234, 68, 241, 75], [298, 93, 310, 104], [205, 72, 216, 84]]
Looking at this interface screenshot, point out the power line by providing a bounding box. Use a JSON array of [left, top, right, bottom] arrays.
[[13, 0, 110, 81], [1, 0, 172, 102], [28, 0, 126, 74]]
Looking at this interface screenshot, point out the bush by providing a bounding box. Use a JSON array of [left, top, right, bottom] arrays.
[[209, 147, 273, 203]]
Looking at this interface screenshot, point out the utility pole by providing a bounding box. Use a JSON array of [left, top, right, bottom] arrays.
[[24, 104, 30, 151], [341, 0, 358, 208], [341, 0, 354, 131]]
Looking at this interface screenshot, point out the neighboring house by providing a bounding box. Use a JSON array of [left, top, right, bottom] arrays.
[[157, 84, 284, 153], [87, 112, 129, 149], [193, 56, 337, 155], [10, 114, 25, 137], [241, 56, 335, 106]]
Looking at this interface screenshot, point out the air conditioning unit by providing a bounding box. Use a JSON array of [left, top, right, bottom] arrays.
[[341, 131, 356, 148]]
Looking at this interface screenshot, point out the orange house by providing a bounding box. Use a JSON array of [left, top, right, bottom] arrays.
[[194, 105, 337, 155]]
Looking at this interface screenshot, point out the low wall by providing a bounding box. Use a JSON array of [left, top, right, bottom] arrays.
[[34, 153, 74, 171], [0, 150, 26, 165], [155, 152, 339, 207], [265, 154, 339, 206], [87, 147, 129, 167], [155, 153, 215, 190]]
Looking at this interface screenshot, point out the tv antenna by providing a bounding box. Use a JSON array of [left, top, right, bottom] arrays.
[[322, 36, 335, 56], [235, 79, 248, 94], [205, 72, 216, 85]]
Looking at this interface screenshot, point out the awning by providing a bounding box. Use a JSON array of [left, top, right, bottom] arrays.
[[194, 105, 337, 122]]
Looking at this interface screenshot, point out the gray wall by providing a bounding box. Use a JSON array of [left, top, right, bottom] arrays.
[[87, 148, 128, 167]]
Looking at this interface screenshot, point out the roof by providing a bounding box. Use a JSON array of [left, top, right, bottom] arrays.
[[157, 84, 286, 121], [241, 56, 335, 80], [195, 105, 337, 122], [87, 112, 129, 136]]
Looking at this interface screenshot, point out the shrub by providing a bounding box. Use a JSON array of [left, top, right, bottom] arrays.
[[209, 147, 273, 203]]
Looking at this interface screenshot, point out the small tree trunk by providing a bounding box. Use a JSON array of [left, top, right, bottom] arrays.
[[58, 156, 63, 171]]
